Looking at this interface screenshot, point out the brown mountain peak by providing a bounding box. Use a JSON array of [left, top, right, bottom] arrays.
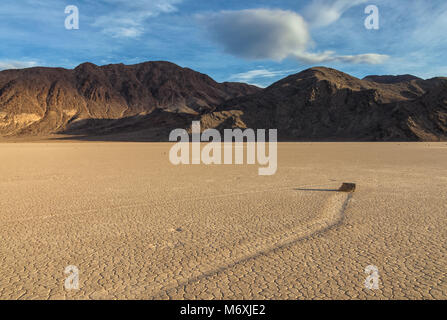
[[268, 66, 362, 92], [0, 61, 260, 137]]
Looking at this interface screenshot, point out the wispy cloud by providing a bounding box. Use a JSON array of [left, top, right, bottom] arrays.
[[0, 60, 38, 71], [93, 0, 182, 38], [303, 0, 368, 28], [293, 51, 389, 64], [230, 68, 298, 86], [92, 15, 147, 38]]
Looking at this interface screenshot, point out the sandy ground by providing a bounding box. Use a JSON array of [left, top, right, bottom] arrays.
[[0, 142, 446, 300]]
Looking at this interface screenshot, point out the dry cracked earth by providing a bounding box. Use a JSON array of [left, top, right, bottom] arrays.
[[0, 142, 446, 300]]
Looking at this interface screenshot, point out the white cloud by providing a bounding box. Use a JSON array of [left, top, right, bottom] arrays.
[[293, 51, 389, 64], [230, 68, 298, 84], [198, 9, 311, 61], [0, 60, 38, 71], [93, 0, 182, 38], [199, 8, 389, 65], [303, 0, 368, 28]]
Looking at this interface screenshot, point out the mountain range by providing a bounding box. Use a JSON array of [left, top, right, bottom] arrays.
[[1, 61, 446, 141]]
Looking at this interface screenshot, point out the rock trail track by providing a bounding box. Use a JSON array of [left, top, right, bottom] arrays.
[[150, 191, 352, 298]]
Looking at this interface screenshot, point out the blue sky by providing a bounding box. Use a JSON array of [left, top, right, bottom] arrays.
[[0, 0, 446, 87]]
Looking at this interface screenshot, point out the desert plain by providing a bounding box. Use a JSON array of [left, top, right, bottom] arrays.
[[0, 141, 446, 300]]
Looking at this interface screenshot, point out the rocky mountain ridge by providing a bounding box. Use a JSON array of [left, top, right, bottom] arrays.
[[1, 62, 446, 141]]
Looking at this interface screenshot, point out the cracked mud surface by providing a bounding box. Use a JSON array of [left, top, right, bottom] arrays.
[[0, 142, 446, 299]]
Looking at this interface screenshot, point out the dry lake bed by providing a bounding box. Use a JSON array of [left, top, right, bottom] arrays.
[[0, 142, 446, 299]]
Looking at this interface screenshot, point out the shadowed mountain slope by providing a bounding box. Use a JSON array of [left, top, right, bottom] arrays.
[[201, 67, 447, 141]]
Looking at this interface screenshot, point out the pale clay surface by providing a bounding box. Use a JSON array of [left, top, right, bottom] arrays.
[[0, 142, 446, 300]]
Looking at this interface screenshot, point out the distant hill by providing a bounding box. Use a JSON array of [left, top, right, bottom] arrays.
[[202, 67, 447, 141], [1, 62, 446, 141], [0, 61, 259, 137]]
